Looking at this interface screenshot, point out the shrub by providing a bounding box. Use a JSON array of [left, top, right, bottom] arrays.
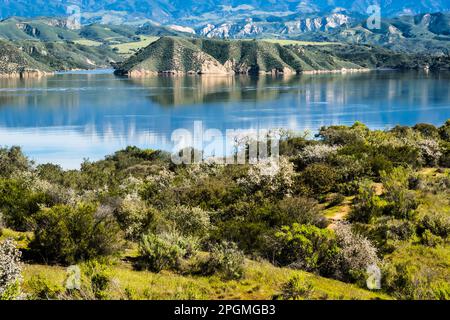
[[382, 245, 450, 300], [238, 157, 295, 197], [413, 123, 439, 138], [0, 146, 30, 178], [333, 224, 380, 283], [27, 275, 64, 300], [367, 217, 417, 253], [326, 193, 346, 208], [300, 163, 338, 196], [163, 205, 211, 238], [273, 224, 338, 275], [274, 196, 327, 228], [30, 203, 124, 264], [317, 122, 368, 146], [137, 231, 198, 272], [381, 168, 419, 219], [349, 180, 387, 224], [417, 139, 442, 166], [418, 211, 450, 241], [439, 120, 450, 142], [0, 239, 22, 300], [295, 144, 340, 169], [275, 275, 315, 300], [114, 195, 157, 240], [0, 178, 53, 231], [201, 241, 245, 280], [82, 260, 112, 300]]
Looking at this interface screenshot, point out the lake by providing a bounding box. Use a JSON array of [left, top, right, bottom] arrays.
[[0, 69, 449, 168]]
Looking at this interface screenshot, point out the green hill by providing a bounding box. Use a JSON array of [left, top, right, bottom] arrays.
[[18, 40, 122, 70], [0, 39, 52, 76], [115, 37, 364, 76], [114, 37, 232, 76], [0, 18, 81, 41]]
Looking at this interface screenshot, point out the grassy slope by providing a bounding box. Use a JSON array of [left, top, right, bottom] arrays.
[[20, 260, 388, 300], [79, 25, 137, 44], [17, 41, 122, 70], [0, 228, 388, 300], [110, 36, 160, 57]]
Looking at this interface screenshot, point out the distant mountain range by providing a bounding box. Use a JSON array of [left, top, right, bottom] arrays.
[[1, 11, 448, 55], [0, 1, 449, 24]]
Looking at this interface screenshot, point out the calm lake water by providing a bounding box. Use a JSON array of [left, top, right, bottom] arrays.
[[0, 69, 449, 168]]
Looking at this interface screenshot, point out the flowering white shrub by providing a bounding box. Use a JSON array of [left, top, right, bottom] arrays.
[[145, 167, 175, 190], [333, 224, 380, 283], [0, 239, 22, 299], [299, 144, 340, 165], [238, 157, 295, 195], [119, 176, 145, 198], [417, 139, 442, 166]]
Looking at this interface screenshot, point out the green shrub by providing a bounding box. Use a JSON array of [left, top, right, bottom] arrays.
[[275, 275, 315, 300], [163, 205, 211, 238], [0, 146, 30, 178], [318, 122, 368, 145], [382, 245, 450, 300], [300, 163, 338, 196], [273, 196, 327, 228], [418, 211, 450, 240], [201, 241, 245, 280], [82, 260, 112, 300], [137, 231, 198, 272], [413, 123, 440, 139], [27, 275, 64, 300], [30, 203, 124, 264], [326, 193, 346, 208], [0, 178, 53, 231], [381, 168, 419, 219], [273, 224, 338, 275], [349, 180, 387, 224], [439, 120, 450, 142]]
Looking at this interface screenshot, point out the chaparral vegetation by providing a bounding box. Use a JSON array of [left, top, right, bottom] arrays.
[[1, 120, 449, 300]]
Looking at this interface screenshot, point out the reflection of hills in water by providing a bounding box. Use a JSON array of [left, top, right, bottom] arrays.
[[0, 71, 449, 142], [129, 75, 300, 106]]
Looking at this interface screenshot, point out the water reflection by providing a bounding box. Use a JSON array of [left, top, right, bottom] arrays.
[[0, 70, 449, 168]]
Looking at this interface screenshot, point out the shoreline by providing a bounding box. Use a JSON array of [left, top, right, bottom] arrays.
[[116, 67, 373, 77]]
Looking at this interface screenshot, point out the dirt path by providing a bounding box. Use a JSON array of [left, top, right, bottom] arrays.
[[325, 197, 353, 230], [325, 182, 384, 229]]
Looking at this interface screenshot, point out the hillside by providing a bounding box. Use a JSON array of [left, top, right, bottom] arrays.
[[18, 41, 122, 70], [114, 37, 364, 76], [0, 39, 52, 76]]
